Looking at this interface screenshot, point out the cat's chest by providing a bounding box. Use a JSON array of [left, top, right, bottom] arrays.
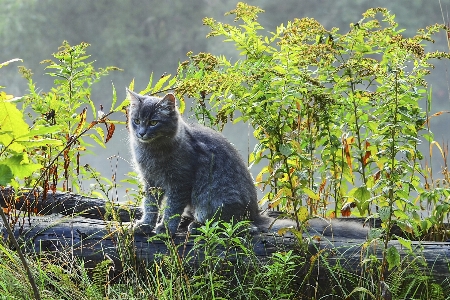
[[134, 144, 196, 178]]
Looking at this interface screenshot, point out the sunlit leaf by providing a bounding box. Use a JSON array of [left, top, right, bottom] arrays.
[[297, 206, 309, 222], [303, 187, 319, 200], [0, 154, 42, 179]]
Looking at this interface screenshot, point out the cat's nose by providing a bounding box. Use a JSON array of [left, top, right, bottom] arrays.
[[137, 132, 145, 138]]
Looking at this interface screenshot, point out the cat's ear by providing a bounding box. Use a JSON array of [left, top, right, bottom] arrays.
[[126, 88, 142, 106], [161, 93, 177, 110]]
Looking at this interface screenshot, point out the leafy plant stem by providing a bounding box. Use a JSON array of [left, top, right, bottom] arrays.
[[15, 111, 116, 216], [380, 70, 400, 291], [0, 208, 41, 300], [350, 79, 368, 187]]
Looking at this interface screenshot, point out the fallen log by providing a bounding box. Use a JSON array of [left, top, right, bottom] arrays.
[[0, 187, 140, 221], [0, 189, 449, 289]]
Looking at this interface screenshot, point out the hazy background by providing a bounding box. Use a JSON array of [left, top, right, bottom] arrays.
[[1, 0, 449, 201]]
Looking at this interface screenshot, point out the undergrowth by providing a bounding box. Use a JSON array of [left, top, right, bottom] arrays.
[[1, 2, 450, 300]]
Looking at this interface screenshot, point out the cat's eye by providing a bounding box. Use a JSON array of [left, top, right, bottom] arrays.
[[133, 118, 140, 125], [149, 120, 159, 126]]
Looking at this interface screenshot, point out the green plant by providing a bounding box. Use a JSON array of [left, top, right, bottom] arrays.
[[174, 3, 450, 298], [17, 41, 123, 195], [0, 44, 124, 299]]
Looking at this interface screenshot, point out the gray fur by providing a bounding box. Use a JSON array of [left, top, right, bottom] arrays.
[[127, 90, 259, 235], [127, 90, 368, 239]]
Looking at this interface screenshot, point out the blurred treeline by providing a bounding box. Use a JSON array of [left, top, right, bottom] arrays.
[[1, 0, 449, 197]]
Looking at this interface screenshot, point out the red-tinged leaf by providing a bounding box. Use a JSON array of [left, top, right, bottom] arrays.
[[341, 201, 356, 217], [87, 120, 98, 130], [319, 179, 326, 193], [76, 152, 80, 175], [63, 148, 70, 180], [362, 141, 371, 167], [3, 207, 10, 214], [343, 137, 353, 172], [105, 122, 115, 143], [74, 107, 87, 137], [373, 170, 381, 182], [43, 182, 49, 200], [341, 209, 350, 217]]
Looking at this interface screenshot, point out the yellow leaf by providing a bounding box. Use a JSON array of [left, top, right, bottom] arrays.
[[429, 140, 444, 159], [303, 187, 319, 200], [297, 206, 309, 222]]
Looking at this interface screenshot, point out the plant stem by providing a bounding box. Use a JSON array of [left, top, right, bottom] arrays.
[[0, 208, 41, 300], [380, 70, 400, 292]]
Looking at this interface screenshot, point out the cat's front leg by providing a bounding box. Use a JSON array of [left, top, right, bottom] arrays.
[[135, 193, 159, 233], [155, 193, 188, 235]]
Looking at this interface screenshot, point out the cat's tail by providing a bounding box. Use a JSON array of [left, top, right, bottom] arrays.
[[252, 214, 369, 239]]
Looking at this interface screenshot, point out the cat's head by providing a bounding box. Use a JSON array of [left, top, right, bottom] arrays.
[[126, 89, 179, 144]]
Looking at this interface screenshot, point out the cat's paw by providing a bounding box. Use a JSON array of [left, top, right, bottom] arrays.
[[187, 221, 202, 234], [155, 223, 178, 236], [133, 221, 155, 235]]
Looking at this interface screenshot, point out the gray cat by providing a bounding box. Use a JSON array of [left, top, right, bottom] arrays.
[[127, 89, 368, 238]]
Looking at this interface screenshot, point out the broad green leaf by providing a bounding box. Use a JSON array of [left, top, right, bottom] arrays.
[[279, 144, 292, 157], [0, 100, 30, 139], [0, 165, 13, 185], [16, 138, 63, 148], [379, 206, 391, 222], [0, 133, 25, 153], [152, 74, 172, 94], [18, 125, 65, 139], [354, 186, 370, 202], [0, 154, 42, 179], [395, 235, 412, 252], [393, 210, 408, 220], [386, 246, 400, 270]]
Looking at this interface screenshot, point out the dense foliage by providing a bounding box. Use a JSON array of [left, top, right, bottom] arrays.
[[176, 3, 450, 238], [173, 3, 450, 290], [1, 2, 450, 299]]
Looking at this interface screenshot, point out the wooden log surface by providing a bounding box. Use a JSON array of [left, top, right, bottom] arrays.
[[0, 188, 449, 284], [0, 187, 141, 221]]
